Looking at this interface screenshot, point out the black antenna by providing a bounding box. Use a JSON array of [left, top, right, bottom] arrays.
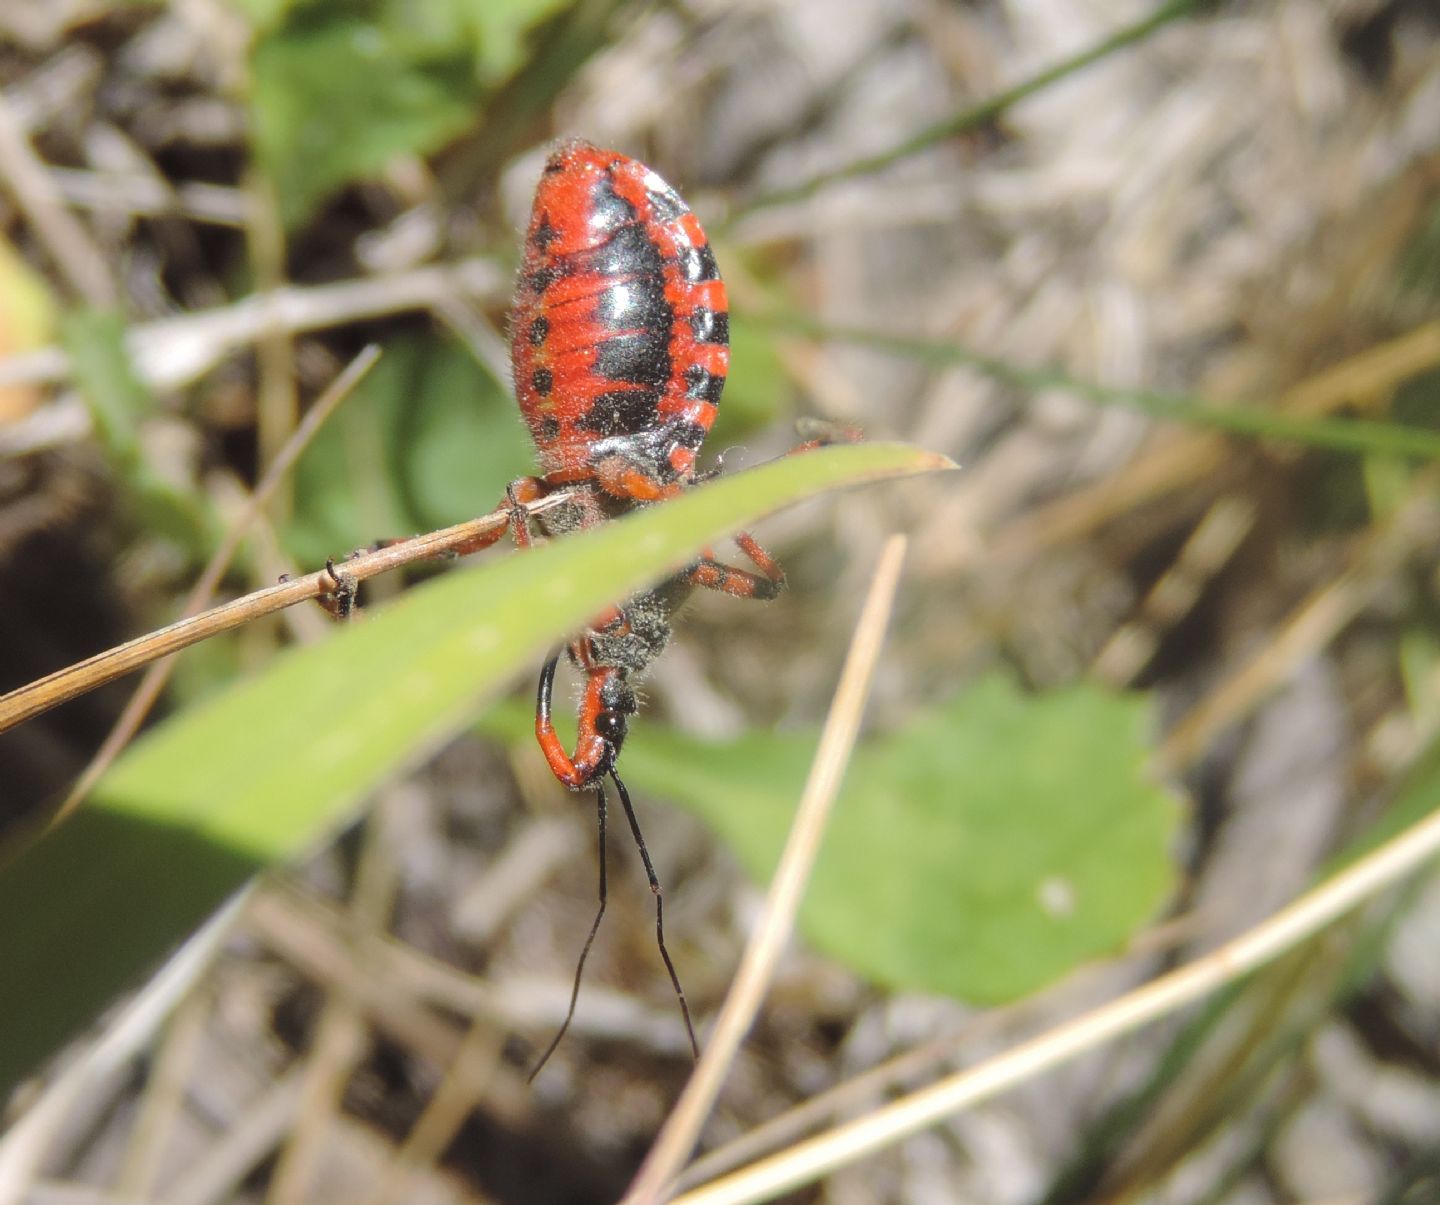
[[529, 775, 610, 1082], [610, 767, 699, 1061], [527, 769, 700, 1080]]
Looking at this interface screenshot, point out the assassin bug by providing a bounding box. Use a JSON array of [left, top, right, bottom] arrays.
[[455, 141, 790, 1075]]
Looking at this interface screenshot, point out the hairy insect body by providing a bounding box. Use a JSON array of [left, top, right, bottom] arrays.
[[477, 140, 784, 792], [319, 141, 814, 1077], [583, 579, 689, 674], [465, 141, 791, 1076], [511, 140, 729, 502]]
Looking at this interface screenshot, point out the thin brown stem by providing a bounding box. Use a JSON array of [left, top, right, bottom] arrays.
[[45, 347, 382, 830], [0, 490, 573, 739], [623, 534, 908, 1205]]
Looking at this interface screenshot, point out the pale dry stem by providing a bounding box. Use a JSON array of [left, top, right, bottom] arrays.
[[623, 535, 909, 1205], [45, 345, 382, 829], [671, 786, 1440, 1205]]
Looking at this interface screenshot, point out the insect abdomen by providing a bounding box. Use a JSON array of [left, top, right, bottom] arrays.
[[510, 141, 729, 488]]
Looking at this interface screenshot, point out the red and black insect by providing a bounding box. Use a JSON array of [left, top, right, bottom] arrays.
[[463, 141, 789, 1074]]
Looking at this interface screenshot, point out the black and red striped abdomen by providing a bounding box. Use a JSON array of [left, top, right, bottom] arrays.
[[510, 141, 728, 494]]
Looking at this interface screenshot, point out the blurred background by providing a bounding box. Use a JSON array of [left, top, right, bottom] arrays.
[[1, 0, 1439, 1201]]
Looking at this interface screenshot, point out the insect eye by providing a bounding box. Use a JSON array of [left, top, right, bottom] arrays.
[[595, 711, 627, 744]]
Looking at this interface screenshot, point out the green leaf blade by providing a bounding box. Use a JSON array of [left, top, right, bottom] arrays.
[[621, 672, 1181, 1004], [0, 442, 945, 1093], [250, 10, 479, 226]]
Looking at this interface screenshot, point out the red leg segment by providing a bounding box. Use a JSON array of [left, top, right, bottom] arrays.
[[534, 653, 615, 789], [594, 458, 684, 504], [680, 530, 788, 601], [450, 476, 549, 556]]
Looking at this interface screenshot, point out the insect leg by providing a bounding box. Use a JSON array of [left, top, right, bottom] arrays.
[[681, 531, 788, 601], [450, 476, 549, 555], [675, 421, 858, 600], [534, 652, 610, 788], [317, 557, 359, 620], [791, 416, 865, 451]]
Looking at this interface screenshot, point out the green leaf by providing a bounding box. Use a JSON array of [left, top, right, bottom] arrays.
[[61, 307, 148, 466], [222, 0, 292, 29], [758, 315, 1440, 462], [728, 0, 1206, 222], [287, 334, 533, 567], [0, 442, 946, 1094], [245, 0, 579, 224], [458, 0, 576, 81], [714, 311, 792, 438], [616, 672, 1181, 1002], [250, 7, 482, 226], [60, 307, 213, 553]]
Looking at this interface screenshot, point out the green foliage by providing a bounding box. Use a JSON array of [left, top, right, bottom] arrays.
[[0, 442, 943, 1096], [250, 9, 477, 226], [1396, 198, 1440, 306], [60, 308, 213, 553], [245, 0, 572, 225], [1337, 730, 1440, 866], [729, 0, 1207, 221], [757, 315, 1440, 461], [616, 672, 1180, 1002], [61, 307, 147, 466], [460, 0, 579, 82], [717, 312, 793, 437], [287, 334, 533, 566]]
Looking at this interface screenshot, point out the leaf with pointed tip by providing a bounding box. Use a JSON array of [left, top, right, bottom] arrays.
[[0, 442, 948, 1093], [616, 672, 1181, 1003]]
